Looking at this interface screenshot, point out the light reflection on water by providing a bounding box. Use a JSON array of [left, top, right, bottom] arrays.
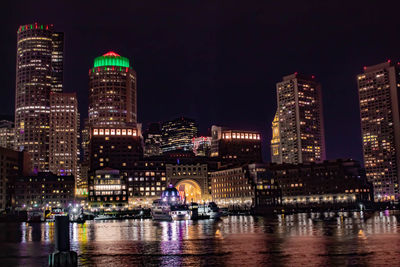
[[1, 211, 400, 266]]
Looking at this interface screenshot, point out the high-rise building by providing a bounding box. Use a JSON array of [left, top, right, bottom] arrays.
[[144, 123, 163, 157], [51, 32, 64, 92], [192, 136, 212, 157], [270, 112, 281, 163], [161, 117, 198, 153], [0, 120, 15, 150], [357, 61, 400, 201], [211, 125, 262, 163], [15, 23, 64, 172], [272, 73, 326, 164], [88, 51, 137, 127], [49, 92, 78, 179]]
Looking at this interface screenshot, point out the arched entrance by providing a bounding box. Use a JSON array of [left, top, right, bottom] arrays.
[[175, 179, 202, 203]]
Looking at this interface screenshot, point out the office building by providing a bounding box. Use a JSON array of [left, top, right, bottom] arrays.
[[49, 92, 78, 179], [192, 136, 212, 157], [161, 117, 198, 153], [88, 51, 137, 127], [0, 120, 15, 150], [143, 123, 163, 157], [357, 61, 400, 201], [272, 73, 326, 164], [211, 125, 262, 163], [15, 23, 64, 172]]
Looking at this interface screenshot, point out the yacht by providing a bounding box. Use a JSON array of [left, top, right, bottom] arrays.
[[151, 186, 190, 221]]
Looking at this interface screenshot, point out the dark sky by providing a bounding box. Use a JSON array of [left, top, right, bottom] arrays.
[[2, 1, 400, 163]]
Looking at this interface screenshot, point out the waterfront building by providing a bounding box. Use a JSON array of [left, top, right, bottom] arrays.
[[14, 172, 74, 209], [89, 126, 143, 171], [357, 61, 400, 201], [0, 120, 15, 150], [269, 159, 373, 205], [126, 160, 167, 207], [49, 92, 78, 179], [0, 147, 31, 211], [272, 73, 326, 164], [192, 136, 212, 157], [166, 163, 211, 203], [210, 163, 280, 209], [88, 168, 128, 210], [88, 51, 137, 127], [161, 117, 198, 153], [15, 23, 64, 172], [211, 125, 262, 163], [143, 123, 163, 157]]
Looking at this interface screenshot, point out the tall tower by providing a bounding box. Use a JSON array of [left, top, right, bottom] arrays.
[[270, 112, 281, 163], [88, 51, 137, 127], [15, 23, 64, 172], [273, 73, 326, 164], [51, 32, 64, 92], [49, 92, 78, 179], [357, 61, 400, 201]]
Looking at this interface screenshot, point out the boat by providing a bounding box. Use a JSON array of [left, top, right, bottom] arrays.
[[94, 214, 116, 220], [151, 186, 190, 221], [27, 209, 44, 222], [198, 202, 222, 219]]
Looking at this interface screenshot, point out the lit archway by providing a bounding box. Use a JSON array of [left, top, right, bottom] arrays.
[[175, 179, 202, 203]]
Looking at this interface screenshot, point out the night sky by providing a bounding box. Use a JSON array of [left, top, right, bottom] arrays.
[[2, 1, 400, 162]]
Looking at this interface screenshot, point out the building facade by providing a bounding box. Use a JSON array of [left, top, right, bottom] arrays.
[[357, 61, 400, 201], [269, 159, 373, 205], [15, 23, 64, 172], [88, 51, 137, 127], [89, 126, 143, 171], [14, 172, 74, 209], [0, 147, 31, 210], [161, 117, 198, 153], [49, 92, 78, 179], [192, 136, 212, 157], [211, 125, 262, 163], [88, 168, 128, 210], [272, 73, 326, 164], [0, 120, 15, 150], [143, 123, 163, 157]]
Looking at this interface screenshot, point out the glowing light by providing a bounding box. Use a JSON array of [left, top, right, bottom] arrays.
[[93, 51, 130, 68]]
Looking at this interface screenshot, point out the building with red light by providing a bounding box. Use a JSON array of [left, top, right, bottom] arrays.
[[161, 117, 198, 153], [49, 92, 79, 179], [192, 136, 211, 157], [88, 51, 137, 127], [15, 23, 64, 172], [357, 61, 400, 201], [271, 73, 326, 164], [211, 125, 262, 163]]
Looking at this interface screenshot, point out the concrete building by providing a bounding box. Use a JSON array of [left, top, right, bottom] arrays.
[[0, 147, 31, 211], [272, 73, 326, 164], [211, 125, 262, 163], [357, 61, 400, 201], [0, 120, 15, 150], [161, 117, 198, 153], [15, 23, 64, 172], [14, 172, 74, 209], [88, 51, 137, 127], [49, 92, 78, 179]]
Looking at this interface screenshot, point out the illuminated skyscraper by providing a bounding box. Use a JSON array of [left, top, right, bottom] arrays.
[[272, 73, 325, 164], [15, 23, 64, 172], [49, 93, 78, 179], [161, 117, 198, 153], [144, 122, 163, 157], [0, 120, 15, 150], [88, 51, 137, 127], [357, 61, 400, 201]]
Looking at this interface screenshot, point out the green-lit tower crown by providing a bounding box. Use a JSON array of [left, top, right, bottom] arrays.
[[88, 51, 137, 127]]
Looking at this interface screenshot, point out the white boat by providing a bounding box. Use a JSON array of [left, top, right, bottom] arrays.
[[151, 186, 190, 221], [198, 202, 222, 219]]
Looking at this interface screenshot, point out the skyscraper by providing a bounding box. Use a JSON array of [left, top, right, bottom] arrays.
[[272, 73, 325, 164], [161, 117, 198, 153], [357, 61, 400, 201], [144, 122, 163, 157], [88, 51, 137, 127], [15, 23, 64, 172], [51, 32, 64, 92], [0, 120, 15, 150], [49, 92, 78, 179]]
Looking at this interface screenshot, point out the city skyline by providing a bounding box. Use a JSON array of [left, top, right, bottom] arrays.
[[2, 2, 400, 163]]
